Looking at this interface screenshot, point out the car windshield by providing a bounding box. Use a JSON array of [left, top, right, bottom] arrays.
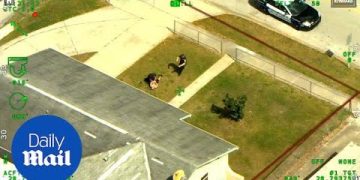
[[286, 0, 308, 16]]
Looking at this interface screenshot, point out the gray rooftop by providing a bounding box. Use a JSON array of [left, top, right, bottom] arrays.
[[1, 49, 238, 179], [74, 142, 150, 180], [0, 75, 136, 158]]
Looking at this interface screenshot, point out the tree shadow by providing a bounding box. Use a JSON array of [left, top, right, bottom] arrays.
[[211, 104, 225, 118]]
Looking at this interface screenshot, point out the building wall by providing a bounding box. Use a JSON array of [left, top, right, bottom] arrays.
[[188, 155, 229, 180]]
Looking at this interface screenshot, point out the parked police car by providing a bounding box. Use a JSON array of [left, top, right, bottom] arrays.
[[254, 0, 321, 30]]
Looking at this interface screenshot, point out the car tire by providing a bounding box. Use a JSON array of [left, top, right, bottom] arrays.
[[294, 23, 301, 30], [263, 8, 269, 15], [254, 0, 268, 15]]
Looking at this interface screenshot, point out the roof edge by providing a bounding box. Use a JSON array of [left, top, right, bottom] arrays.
[[183, 120, 239, 150], [195, 147, 238, 169], [181, 120, 239, 166]]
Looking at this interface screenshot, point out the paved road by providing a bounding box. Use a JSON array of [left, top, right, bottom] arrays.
[[199, 0, 360, 68]]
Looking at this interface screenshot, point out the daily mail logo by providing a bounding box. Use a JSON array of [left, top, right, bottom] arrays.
[[23, 133, 70, 166], [12, 115, 82, 180], [331, 0, 357, 8]]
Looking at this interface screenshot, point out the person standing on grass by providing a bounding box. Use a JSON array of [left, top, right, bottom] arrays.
[[176, 54, 187, 76]]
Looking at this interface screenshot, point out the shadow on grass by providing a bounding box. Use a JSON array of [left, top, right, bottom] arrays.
[[211, 104, 233, 120], [168, 63, 178, 72]]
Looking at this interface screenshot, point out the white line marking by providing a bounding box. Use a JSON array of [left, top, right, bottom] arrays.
[[84, 131, 97, 139], [179, 114, 192, 121], [151, 157, 164, 165], [0, 146, 11, 153], [131, 173, 141, 180], [98, 149, 134, 180]]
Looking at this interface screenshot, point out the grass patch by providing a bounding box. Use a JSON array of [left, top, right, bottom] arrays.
[[193, 14, 360, 94], [71, 52, 97, 62], [0, 0, 109, 46], [181, 62, 349, 178], [117, 36, 221, 101]]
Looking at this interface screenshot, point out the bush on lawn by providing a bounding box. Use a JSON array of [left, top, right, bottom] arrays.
[[211, 94, 247, 121]]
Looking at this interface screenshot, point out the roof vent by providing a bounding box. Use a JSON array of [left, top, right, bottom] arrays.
[[151, 157, 164, 165]]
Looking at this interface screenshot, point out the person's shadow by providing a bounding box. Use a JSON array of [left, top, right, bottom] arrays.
[[168, 63, 178, 72]]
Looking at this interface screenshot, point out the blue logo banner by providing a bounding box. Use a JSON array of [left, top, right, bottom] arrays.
[[12, 115, 82, 180]]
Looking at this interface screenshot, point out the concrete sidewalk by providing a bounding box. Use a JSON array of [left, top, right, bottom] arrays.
[[0, 6, 141, 65], [85, 0, 226, 77], [0, 0, 226, 78], [169, 54, 234, 108]]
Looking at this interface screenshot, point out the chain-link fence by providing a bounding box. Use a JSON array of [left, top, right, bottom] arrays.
[[233, 48, 354, 107], [173, 20, 360, 179], [173, 20, 353, 108], [174, 21, 223, 54]]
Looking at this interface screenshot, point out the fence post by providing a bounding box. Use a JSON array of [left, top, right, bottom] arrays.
[[174, 20, 176, 33], [235, 48, 238, 60], [273, 65, 276, 78], [221, 40, 223, 54], [197, 31, 200, 44], [349, 99, 352, 111]]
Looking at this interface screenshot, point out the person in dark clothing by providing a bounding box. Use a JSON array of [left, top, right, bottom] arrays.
[[146, 73, 157, 82], [175, 54, 187, 76], [145, 73, 162, 90]]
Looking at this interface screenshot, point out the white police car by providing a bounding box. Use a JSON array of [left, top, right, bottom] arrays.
[[255, 0, 321, 30]]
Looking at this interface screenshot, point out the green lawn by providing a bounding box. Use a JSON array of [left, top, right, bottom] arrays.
[[193, 14, 360, 94], [118, 36, 221, 101], [181, 63, 349, 178], [0, 0, 109, 46]]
